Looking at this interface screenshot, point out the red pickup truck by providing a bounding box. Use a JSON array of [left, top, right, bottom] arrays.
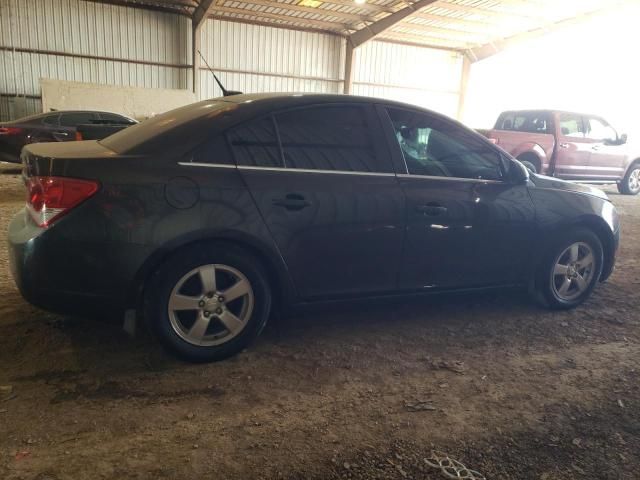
[[480, 110, 640, 195]]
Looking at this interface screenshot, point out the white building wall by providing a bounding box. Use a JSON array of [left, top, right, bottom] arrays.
[[198, 19, 345, 100], [0, 0, 191, 121], [352, 41, 464, 119]]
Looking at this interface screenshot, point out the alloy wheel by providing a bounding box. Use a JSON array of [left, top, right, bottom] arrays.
[[551, 242, 596, 302], [168, 264, 254, 346], [628, 168, 640, 194]]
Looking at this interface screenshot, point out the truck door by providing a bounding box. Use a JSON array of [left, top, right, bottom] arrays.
[[584, 116, 627, 181], [553, 113, 591, 180]]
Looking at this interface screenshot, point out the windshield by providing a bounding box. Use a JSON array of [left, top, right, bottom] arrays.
[[100, 100, 235, 154]]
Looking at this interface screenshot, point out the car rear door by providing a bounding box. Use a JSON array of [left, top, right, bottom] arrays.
[[57, 112, 99, 141], [553, 113, 591, 179], [585, 116, 627, 180], [380, 106, 536, 290], [232, 103, 405, 300]]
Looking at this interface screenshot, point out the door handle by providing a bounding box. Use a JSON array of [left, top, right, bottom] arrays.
[[592, 145, 601, 151], [416, 204, 447, 216], [272, 194, 311, 211], [559, 143, 570, 149]]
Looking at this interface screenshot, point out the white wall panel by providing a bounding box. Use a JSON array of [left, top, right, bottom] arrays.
[[0, 0, 191, 121], [198, 18, 344, 99], [352, 41, 463, 118]]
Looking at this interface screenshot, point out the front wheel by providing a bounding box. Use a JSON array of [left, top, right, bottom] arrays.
[[534, 229, 603, 310], [144, 244, 271, 362], [618, 164, 640, 195]]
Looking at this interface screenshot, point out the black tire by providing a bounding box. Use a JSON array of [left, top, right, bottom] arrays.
[[618, 163, 640, 195], [519, 160, 538, 174], [533, 228, 603, 310], [144, 243, 271, 362]]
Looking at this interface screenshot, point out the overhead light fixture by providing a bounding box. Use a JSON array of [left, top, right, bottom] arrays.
[[299, 0, 322, 7], [354, 0, 366, 4]]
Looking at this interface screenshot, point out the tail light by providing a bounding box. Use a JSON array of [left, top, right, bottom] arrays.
[[75, 131, 83, 141], [26, 176, 99, 227], [0, 127, 23, 135]]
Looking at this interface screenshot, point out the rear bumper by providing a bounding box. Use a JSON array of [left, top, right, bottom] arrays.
[[8, 208, 131, 318]]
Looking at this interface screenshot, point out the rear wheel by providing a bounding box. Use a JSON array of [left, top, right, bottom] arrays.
[[618, 163, 640, 195], [145, 244, 271, 362], [534, 228, 603, 309]]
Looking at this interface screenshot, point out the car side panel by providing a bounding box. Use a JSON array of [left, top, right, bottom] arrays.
[[9, 155, 293, 314]]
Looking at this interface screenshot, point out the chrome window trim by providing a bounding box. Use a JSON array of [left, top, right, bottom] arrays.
[[397, 173, 504, 184], [178, 162, 237, 168], [236, 165, 396, 177]]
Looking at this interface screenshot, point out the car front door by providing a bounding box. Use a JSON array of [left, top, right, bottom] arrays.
[[553, 113, 592, 179], [381, 106, 536, 290], [585, 116, 627, 180], [232, 104, 405, 300]]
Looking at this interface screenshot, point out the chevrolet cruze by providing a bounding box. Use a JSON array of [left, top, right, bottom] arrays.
[[8, 94, 620, 361]]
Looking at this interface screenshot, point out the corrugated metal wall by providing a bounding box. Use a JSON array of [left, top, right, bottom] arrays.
[[198, 18, 345, 100], [352, 41, 464, 118], [0, 0, 464, 122], [0, 0, 191, 121]]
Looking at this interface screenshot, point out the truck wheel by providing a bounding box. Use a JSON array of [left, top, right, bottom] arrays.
[[516, 154, 540, 174], [618, 163, 640, 195], [144, 244, 272, 362], [533, 228, 603, 310]]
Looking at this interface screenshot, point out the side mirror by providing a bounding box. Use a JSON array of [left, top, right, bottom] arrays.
[[509, 159, 530, 184], [620, 133, 628, 144]]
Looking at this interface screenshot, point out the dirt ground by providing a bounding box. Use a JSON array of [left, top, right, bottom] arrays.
[[0, 162, 638, 480]]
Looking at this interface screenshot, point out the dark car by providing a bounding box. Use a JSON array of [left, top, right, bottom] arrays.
[[8, 94, 620, 362], [0, 110, 137, 163]]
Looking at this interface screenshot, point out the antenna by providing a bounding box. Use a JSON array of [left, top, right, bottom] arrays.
[[197, 50, 242, 97]]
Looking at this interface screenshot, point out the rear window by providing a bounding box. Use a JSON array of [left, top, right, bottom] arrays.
[[497, 112, 551, 134], [100, 100, 235, 154]]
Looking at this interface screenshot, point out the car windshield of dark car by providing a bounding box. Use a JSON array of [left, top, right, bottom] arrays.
[[100, 100, 234, 154]]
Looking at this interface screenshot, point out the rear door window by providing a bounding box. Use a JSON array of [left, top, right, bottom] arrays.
[[99, 112, 135, 125], [274, 105, 391, 173], [227, 117, 283, 168], [59, 112, 98, 127], [41, 114, 59, 126], [499, 112, 550, 133], [559, 113, 585, 138]]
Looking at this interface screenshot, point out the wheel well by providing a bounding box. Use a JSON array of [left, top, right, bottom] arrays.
[[516, 152, 541, 171], [626, 158, 640, 174], [575, 218, 616, 281], [129, 238, 290, 317]]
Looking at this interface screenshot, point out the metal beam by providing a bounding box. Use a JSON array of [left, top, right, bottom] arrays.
[[348, 0, 441, 48], [466, 2, 625, 62], [234, 0, 374, 23], [213, 6, 349, 31], [343, 42, 354, 94], [193, 0, 216, 29], [192, 0, 216, 94], [456, 53, 471, 121]]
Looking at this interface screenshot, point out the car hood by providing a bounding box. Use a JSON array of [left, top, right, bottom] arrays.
[[530, 174, 610, 201]]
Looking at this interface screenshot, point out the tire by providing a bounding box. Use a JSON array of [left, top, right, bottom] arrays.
[[533, 228, 603, 310], [144, 243, 271, 362], [519, 160, 538, 174], [618, 163, 640, 195]]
